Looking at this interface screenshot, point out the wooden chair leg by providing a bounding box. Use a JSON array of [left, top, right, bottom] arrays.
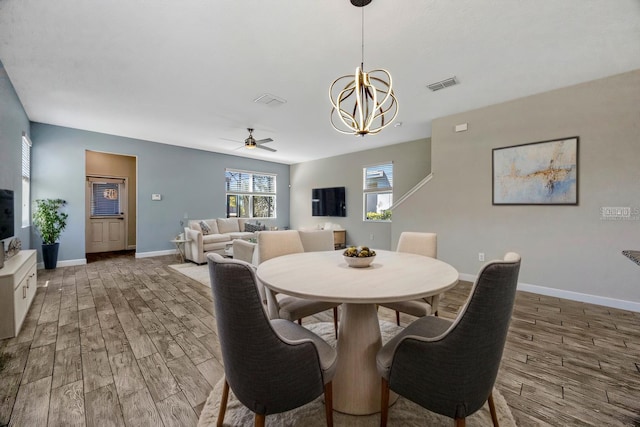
[[298, 318, 302, 325], [455, 418, 465, 427], [380, 377, 390, 427], [395, 310, 400, 326], [333, 307, 339, 339], [254, 414, 265, 427], [488, 392, 499, 427], [217, 380, 230, 427], [324, 381, 334, 427]]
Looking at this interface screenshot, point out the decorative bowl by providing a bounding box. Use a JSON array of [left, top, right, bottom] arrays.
[[342, 246, 376, 268], [343, 255, 376, 268]]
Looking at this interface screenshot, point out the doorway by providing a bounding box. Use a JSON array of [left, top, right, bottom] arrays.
[[85, 150, 137, 256], [86, 177, 127, 253]]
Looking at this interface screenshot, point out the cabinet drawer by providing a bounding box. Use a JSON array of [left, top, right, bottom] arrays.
[[11, 253, 35, 291], [13, 265, 36, 336]]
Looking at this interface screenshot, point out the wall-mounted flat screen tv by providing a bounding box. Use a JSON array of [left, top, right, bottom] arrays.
[[312, 186, 346, 217], [0, 189, 15, 240]]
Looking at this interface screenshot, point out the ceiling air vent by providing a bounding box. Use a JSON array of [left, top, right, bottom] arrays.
[[253, 93, 287, 106], [426, 76, 459, 92]]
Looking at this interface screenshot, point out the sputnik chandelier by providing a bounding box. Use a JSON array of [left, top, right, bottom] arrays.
[[329, 0, 398, 136]]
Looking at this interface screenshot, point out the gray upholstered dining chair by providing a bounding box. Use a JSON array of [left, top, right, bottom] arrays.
[[258, 230, 340, 336], [376, 252, 521, 427], [207, 253, 337, 427], [379, 232, 441, 325]]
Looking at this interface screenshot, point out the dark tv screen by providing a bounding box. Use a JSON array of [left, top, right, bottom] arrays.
[[0, 189, 15, 240], [312, 187, 346, 217]]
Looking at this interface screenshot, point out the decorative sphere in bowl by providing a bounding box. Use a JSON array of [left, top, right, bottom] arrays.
[[343, 246, 376, 268]]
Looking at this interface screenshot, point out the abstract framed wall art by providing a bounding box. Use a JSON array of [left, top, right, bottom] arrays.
[[492, 137, 578, 205]]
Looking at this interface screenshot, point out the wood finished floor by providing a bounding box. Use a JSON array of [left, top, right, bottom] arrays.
[[0, 251, 639, 426]]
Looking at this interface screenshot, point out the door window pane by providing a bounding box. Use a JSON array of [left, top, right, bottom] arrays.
[[91, 183, 121, 216]]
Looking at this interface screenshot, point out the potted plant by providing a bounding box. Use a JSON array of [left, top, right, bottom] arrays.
[[32, 198, 68, 269]]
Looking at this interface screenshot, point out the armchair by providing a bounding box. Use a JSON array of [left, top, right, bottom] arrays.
[[207, 254, 337, 427], [379, 232, 440, 324], [376, 253, 521, 426], [258, 230, 340, 337]]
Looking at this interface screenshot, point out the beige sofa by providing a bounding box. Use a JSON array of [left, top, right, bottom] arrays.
[[184, 218, 256, 264]]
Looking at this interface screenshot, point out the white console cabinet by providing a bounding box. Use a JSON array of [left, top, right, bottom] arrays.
[[0, 250, 37, 339]]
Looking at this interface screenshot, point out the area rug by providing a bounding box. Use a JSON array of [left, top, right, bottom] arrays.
[[197, 321, 517, 426], [169, 263, 210, 288]]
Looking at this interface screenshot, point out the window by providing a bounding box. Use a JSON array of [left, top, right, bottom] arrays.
[[90, 181, 124, 216], [363, 162, 393, 221], [225, 169, 276, 219], [21, 133, 31, 227]]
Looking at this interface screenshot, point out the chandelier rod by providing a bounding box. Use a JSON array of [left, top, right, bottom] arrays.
[[361, 6, 365, 67]]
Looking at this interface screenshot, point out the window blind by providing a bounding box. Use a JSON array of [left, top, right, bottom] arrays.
[[21, 134, 31, 227]]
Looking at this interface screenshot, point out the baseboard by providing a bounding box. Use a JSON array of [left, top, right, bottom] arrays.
[[458, 273, 640, 313], [135, 249, 175, 258], [37, 258, 87, 269]]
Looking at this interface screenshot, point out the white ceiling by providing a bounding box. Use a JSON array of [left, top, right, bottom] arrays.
[[1, 0, 639, 165]]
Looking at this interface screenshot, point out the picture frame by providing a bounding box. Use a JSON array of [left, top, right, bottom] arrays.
[[492, 137, 579, 205]]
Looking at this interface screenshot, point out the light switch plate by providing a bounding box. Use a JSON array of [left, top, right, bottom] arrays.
[[151, 194, 162, 201]]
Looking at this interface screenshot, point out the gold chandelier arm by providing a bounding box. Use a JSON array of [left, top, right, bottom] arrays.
[[355, 67, 367, 134], [362, 75, 378, 133], [368, 70, 393, 111], [337, 86, 359, 130]]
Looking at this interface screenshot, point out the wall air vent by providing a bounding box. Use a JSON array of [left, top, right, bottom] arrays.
[[426, 76, 459, 92], [253, 93, 287, 106]]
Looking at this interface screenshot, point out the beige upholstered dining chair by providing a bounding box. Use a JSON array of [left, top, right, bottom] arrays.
[[232, 238, 263, 304], [376, 253, 521, 427], [207, 254, 337, 427], [298, 229, 335, 252], [258, 230, 340, 336], [232, 239, 257, 265], [379, 232, 441, 325]]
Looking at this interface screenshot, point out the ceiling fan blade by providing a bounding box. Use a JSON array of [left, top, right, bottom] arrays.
[[255, 138, 273, 144], [256, 144, 277, 152], [219, 137, 243, 144]]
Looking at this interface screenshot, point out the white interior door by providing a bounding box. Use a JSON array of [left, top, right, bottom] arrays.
[[86, 177, 127, 253]]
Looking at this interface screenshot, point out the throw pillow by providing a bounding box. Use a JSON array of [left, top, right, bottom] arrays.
[[244, 222, 262, 233], [199, 220, 212, 235]]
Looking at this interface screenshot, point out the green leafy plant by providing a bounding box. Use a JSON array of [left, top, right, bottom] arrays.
[[366, 210, 392, 221], [32, 199, 69, 244]]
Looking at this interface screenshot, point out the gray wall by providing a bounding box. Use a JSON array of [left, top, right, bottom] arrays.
[[393, 70, 640, 307], [290, 138, 430, 249], [0, 59, 31, 248], [30, 123, 290, 263]]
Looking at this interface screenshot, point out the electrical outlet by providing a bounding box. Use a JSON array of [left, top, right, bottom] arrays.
[[478, 252, 485, 262], [370, 234, 374, 240]]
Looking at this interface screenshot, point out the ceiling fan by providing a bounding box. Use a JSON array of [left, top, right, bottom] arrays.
[[238, 128, 276, 152]]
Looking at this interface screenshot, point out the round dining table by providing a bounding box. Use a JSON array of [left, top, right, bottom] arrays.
[[256, 249, 459, 415]]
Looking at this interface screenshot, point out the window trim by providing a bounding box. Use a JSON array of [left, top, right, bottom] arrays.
[[21, 133, 32, 228], [363, 161, 393, 222], [225, 168, 277, 219]]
